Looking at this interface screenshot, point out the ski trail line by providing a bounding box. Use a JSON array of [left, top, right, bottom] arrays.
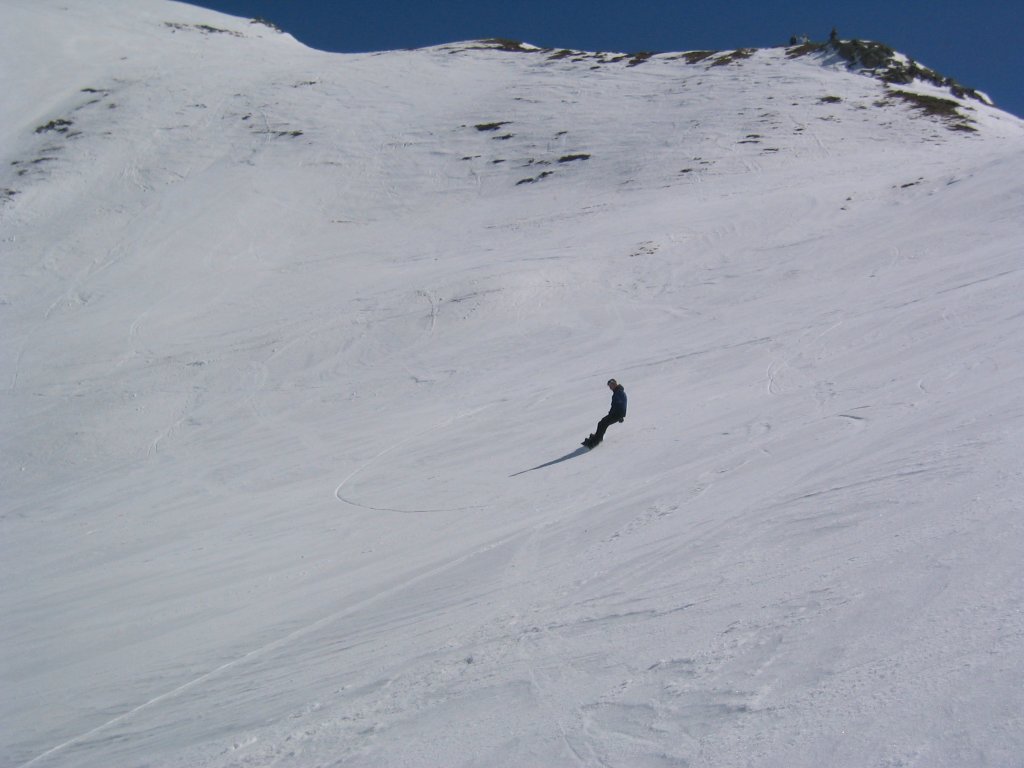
[[17, 528, 529, 768], [334, 403, 495, 513]]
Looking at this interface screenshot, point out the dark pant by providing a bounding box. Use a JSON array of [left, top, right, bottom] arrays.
[[592, 413, 622, 444]]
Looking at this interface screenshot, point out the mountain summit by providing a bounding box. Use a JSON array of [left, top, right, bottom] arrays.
[[3, 2, 1023, 767]]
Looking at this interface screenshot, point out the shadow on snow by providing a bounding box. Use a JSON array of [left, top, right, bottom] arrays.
[[510, 446, 589, 477]]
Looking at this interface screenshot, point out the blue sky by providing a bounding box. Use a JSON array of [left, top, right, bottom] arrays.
[[185, 0, 1021, 117]]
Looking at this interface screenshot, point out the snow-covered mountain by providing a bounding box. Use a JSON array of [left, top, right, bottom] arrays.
[[3, 1, 1024, 766]]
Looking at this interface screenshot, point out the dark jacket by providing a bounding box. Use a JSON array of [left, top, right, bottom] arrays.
[[609, 385, 627, 419]]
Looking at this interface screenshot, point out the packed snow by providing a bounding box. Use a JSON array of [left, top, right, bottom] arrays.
[[3, 1, 1024, 766]]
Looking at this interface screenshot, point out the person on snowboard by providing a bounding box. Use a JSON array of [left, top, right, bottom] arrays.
[[583, 379, 627, 448]]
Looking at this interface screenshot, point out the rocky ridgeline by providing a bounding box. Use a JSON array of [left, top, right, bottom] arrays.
[[448, 36, 988, 107]]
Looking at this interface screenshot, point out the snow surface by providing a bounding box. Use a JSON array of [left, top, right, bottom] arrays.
[[3, 1, 1024, 766]]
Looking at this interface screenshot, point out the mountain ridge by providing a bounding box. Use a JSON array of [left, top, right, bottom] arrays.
[[5, 22, 1020, 219]]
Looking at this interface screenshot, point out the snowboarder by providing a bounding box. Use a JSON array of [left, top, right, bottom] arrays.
[[583, 379, 627, 448]]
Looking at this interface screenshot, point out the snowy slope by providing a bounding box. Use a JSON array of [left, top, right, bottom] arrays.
[[3, 1, 1024, 766]]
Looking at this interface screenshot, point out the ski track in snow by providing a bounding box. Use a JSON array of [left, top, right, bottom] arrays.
[[334, 406, 496, 514], [17, 527, 534, 768]]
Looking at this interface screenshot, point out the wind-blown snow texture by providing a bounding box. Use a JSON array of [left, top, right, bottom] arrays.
[[3, 1, 1024, 766]]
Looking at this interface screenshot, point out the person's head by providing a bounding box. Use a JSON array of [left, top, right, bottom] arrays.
[[607, 378, 618, 389]]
